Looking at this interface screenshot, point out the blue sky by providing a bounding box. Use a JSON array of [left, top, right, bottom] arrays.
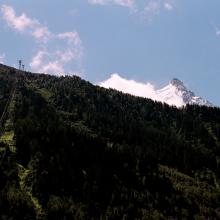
[[0, 0, 220, 105]]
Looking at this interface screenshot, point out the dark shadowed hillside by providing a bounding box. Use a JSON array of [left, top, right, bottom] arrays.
[[0, 64, 220, 219]]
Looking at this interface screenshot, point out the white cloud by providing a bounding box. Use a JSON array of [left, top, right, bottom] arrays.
[[141, 0, 174, 22], [88, 0, 175, 15], [0, 53, 5, 64], [32, 26, 51, 42], [99, 73, 185, 107], [40, 61, 65, 75], [88, 0, 106, 5], [29, 50, 46, 69], [30, 30, 83, 75], [1, 5, 83, 75], [215, 27, 220, 36], [1, 5, 51, 42], [144, 0, 174, 14], [113, 0, 135, 8], [144, 1, 161, 14], [164, 1, 174, 11], [100, 73, 157, 98], [30, 50, 64, 74], [57, 32, 83, 62], [1, 5, 33, 31], [88, 0, 135, 9]]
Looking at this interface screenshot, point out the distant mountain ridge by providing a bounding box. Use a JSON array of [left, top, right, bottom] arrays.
[[99, 74, 212, 107]]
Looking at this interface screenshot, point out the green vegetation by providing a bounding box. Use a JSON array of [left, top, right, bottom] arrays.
[[0, 64, 220, 219]]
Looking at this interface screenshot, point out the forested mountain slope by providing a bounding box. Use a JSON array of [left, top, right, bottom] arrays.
[[0, 64, 220, 219]]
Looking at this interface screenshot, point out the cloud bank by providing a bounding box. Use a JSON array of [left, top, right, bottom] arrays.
[[0, 5, 83, 75], [99, 73, 158, 99]]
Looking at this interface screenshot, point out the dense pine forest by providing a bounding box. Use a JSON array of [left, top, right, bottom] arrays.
[[0, 64, 220, 219]]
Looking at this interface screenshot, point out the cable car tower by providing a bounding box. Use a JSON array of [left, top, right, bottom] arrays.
[[18, 60, 25, 71], [18, 60, 22, 70]]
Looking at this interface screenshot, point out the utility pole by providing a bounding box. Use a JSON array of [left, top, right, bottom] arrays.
[[22, 64, 25, 71]]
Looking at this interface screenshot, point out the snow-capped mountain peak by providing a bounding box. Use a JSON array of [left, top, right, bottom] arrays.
[[171, 78, 188, 90], [99, 74, 213, 107], [157, 78, 212, 107]]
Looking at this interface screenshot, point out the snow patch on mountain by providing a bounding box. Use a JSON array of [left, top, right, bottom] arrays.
[[99, 74, 212, 107]]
